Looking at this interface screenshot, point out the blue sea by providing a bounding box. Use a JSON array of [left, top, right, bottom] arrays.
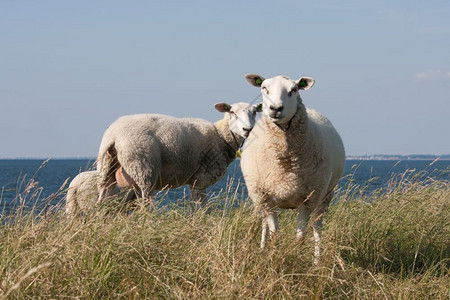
[[0, 159, 449, 215]]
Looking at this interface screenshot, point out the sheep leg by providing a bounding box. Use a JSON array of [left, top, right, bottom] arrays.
[[261, 218, 269, 249], [97, 174, 116, 205], [117, 155, 158, 210], [296, 205, 310, 241], [312, 192, 333, 264], [189, 188, 207, 213], [267, 211, 279, 233], [134, 187, 154, 210], [312, 212, 323, 265], [261, 211, 279, 248], [97, 145, 120, 205]]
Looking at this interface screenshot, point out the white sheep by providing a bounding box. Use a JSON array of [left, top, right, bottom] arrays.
[[65, 170, 135, 216], [96, 102, 262, 210], [240, 74, 345, 263]]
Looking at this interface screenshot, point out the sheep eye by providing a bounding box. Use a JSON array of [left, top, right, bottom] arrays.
[[288, 87, 298, 97], [262, 86, 269, 94]]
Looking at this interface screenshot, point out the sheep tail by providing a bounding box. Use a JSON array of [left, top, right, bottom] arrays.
[[97, 143, 119, 200]]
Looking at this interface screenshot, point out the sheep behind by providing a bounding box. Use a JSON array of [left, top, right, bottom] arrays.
[[65, 170, 136, 216]]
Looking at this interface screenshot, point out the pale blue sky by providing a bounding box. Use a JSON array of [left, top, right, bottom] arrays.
[[1, 1, 449, 158]]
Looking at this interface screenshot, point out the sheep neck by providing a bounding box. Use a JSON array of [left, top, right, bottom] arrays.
[[264, 102, 320, 169], [275, 116, 294, 132], [214, 117, 242, 159], [265, 103, 308, 136]]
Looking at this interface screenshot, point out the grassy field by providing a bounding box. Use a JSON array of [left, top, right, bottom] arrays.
[[0, 172, 449, 299]]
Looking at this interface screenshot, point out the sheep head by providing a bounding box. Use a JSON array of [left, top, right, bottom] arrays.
[[215, 102, 262, 138], [245, 74, 314, 125]]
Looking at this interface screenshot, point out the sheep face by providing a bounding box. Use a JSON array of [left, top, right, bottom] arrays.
[[215, 102, 262, 138], [245, 74, 315, 125]]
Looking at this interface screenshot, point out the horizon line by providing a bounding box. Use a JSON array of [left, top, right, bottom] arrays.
[[0, 154, 449, 160]]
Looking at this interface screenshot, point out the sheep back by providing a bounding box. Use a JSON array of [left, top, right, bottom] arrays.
[[65, 171, 98, 214], [97, 114, 235, 191]]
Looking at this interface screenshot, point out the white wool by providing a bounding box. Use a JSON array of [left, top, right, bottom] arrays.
[[96, 102, 261, 211], [65, 170, 135, 216], [241, 74, 345, 263]]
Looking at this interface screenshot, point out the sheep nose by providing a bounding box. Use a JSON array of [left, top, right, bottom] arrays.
[[269, 105, 284, 118], [243, 127, 252, 133], [269, 105, 283, 112]]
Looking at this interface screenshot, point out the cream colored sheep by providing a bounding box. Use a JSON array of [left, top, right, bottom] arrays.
[[97, 102, 262, 210], [241, 74, 345, 263], [65, 170, 135, 216]]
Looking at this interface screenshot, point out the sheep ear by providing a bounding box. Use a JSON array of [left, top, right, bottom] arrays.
[[254, 102, 263, 112], [296, 77, 315, 90], [245, 74, 265, 87], [214, 103, 231, 113]]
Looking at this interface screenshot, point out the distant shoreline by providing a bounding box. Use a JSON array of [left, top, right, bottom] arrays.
[[346, 155, 450, 161]]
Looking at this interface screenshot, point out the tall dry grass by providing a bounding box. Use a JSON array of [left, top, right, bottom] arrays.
[[0, 170, 449, 299]]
